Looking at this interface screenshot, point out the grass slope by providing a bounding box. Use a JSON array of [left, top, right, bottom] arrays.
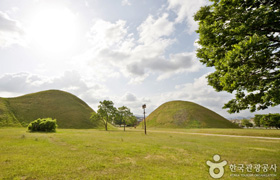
[[144, 100, 239, 128], [0, 98, 21, 127], [0, 90, 98, 128]]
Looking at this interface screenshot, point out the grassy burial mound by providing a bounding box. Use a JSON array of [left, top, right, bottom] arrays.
[[0, 98, 21, 127], [144, 101, 239, 128], [0, 90, 98, 129]]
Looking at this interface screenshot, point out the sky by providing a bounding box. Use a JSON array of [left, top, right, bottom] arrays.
[[0, 0, 279, 119]]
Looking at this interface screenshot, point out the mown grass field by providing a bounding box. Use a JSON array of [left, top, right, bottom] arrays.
[[0, 128, 279, 180]]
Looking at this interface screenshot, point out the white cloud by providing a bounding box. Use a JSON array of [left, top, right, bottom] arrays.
[[156, 73, 231, 108], [87, 19, 129, 50], [0, 11, 25, 47], [84, 12, 200, 83], [0, 71, 106, 98], [122, 92, 137, 102], [126, 52, 201, 80], [167, 0, 208, 34], [137, 13, 174, 44], [121, 0, 131, 6]]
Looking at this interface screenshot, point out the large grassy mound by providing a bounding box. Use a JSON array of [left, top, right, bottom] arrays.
[[0, 90, 98, 128], [144, 101, 239, 128]]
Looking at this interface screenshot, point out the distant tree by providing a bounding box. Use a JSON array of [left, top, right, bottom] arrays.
[[118, 106, 133, 131], [127, 115, 137, 127], [260, 114, 272, 128], [112, 112, 123, 126], [194, 0, 280, 113], [241, 119, 253, 128], [91, 100, 117, 131], [254, 115, 262, 127], [269, 114, 280, 128], [260, 113, 280, 128]]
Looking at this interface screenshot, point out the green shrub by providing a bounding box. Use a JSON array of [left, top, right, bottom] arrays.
[[28, 118, 57, 132]]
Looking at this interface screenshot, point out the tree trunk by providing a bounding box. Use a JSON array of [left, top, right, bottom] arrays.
[[105, 116, 108, 131], [124, 120, 125, 131]]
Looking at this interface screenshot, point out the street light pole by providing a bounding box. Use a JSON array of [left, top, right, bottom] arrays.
[[142, 104, 147, 135]]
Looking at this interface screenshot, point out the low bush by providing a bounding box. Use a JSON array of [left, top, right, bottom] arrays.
[[28, 118, 57, 132]]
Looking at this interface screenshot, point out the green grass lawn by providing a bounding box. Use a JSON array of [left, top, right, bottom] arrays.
[[142, 128, 280, 138], [0, 128, 279, 180]]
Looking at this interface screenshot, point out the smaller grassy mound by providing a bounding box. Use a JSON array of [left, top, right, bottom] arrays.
[[144, 101, 239, 128]]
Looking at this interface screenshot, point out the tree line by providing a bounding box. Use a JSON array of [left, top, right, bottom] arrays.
[[90, 100, 137, 131], [254, 114, 280, 129], [240, 114, 280, 128]]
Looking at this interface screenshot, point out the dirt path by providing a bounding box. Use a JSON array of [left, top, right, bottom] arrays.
[[135, 129, 280, 140]]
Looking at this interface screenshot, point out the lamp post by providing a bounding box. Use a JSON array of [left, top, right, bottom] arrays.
[[142, 104, 146, 135]]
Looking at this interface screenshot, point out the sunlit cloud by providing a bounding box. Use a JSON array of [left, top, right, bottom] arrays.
[[26, 7, 78, 54], [84, 12, 200, 84], [167, 0, 208, 34], [0, 11, 26, 47], [121, 0, 131, 6], [1, 0, 278, 119]]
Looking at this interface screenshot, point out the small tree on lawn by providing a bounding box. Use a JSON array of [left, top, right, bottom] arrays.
[[91, 100, 117, 131], [118, 106, 133, 131]]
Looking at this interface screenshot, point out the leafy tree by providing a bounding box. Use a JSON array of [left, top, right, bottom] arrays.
[[127, 115, 137, 127], [269, 114, 280, 128], [270, 114, 280, 128], [254, 114, 262, 127], [91, 100, 116, 131], [194, 0, 280, 113], [264, 113, 280, 128], [260, 114, 272, 128], [112, 112, 123, 126], [257, 113, 280, 128], [241, 119, 253, 128], [90, 112, 103, 127], [118, 106, 133, 131]]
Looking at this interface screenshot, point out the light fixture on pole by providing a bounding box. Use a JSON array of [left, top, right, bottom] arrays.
[[142, 104, 147, 135]]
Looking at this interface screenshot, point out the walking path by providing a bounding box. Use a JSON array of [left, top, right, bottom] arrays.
[[139, 130, 280, 140]]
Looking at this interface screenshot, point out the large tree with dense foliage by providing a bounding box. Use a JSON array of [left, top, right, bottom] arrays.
[[194, 0, 280, 113]]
